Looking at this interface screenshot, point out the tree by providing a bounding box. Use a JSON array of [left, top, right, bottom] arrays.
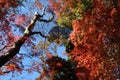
[[46, 0, 120, 79], [0, 10, 54, 67], [1, 0, 120, 80]]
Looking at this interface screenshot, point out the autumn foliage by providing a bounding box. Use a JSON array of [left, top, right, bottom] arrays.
[[0, 0, 120, 80], [47, 0, 120, 80], [0, 0, 18, 20], [49, 0, 85, 29], [38, 56, 78, 80], [69, 1, 120, 79]]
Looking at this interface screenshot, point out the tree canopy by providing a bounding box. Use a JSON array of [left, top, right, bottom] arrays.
[[46, 0, 120, 79], [0, 0, 120, 80]]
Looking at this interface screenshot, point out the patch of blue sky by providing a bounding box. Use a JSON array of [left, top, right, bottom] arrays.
[[57, 45, 68, 60], [0, 72, 12, 80], [0, 70, 40, 80]]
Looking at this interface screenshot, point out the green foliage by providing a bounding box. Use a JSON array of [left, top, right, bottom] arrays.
[[57, 16, 73, 29], [81, 0, 92, 11], [49, 0, 92, 29]]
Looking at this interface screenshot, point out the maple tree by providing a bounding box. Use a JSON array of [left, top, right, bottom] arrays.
[[0, 0, 120, 80], [44, 0, 120, 80]]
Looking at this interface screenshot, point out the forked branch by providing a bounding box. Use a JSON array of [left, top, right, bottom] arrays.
[[0, 7, 54, 67]]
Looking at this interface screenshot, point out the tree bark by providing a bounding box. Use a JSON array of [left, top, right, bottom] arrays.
[[0, 34, 30, 67]]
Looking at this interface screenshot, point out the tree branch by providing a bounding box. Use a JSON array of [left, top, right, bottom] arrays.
[[0, 8, 54, 67], [31, 32, 49, 38], [0, 45, 13, 52], [41, 6, 46, 16], [38, 10, 54, 22], [0, 34, 29, 67], [0, 45, 7, 52]]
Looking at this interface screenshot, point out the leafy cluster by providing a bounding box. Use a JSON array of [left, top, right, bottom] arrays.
[[48, 26, 71, 45], [46, 56, 78, 80], [69, 0, 120, 79], [47, 0, 120, 79], [0, 0, 19, 20], [0, 0, 120, 80], [49, 0, 92, 29]]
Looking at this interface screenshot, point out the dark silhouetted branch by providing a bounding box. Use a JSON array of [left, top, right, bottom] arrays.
[[31, 32, 49, 38], [38, 10, 54, 22], [0, 45, 7, 52], [0, 7, 54, 67]]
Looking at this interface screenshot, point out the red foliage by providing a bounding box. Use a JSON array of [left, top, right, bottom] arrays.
[[68, 0, 120, 79], [46, 52, 53, 59], [45, 0, 120, 79], [34, 0, 43, 9], [56, 62, 62, 67], [0, 69, 4, 75], [44, 56, 78, 80], [15, 14, 28, 26], [4, 63, 22, 71], [0, 0, 20, 47], [0, 0, 18, 20]]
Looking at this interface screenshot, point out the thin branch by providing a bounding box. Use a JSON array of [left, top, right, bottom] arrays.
[[0, 46, 7, 52], [41, 6, 46, 16], [38, 17, 54, 22], [0, 45, 13, 52], [38, 10, 54, 22], [24, 8, 54, 35], [0, 70, 10, 75], [31, 32, 49, 38]]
